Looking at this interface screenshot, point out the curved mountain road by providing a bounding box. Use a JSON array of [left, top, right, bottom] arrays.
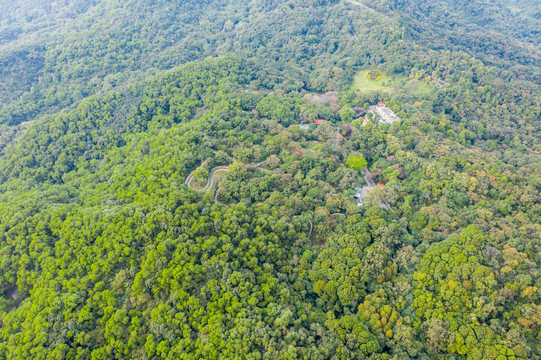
[[185, 155, 279, 194], [186, 166, 229, 192]]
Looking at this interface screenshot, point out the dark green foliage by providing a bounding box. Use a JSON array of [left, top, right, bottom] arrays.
[[0, 0, 539, 359]]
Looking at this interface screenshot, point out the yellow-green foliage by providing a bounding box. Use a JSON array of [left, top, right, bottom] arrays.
[[357, 289, 403, 338], [412, 226, 533, 359]]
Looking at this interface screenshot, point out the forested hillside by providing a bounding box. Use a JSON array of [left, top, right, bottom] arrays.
[[0, 0, 539, 359], [390, 0, 541, 68]]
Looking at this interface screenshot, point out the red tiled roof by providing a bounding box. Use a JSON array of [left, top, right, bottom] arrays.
[[315, 119, 328, 125], [378, 101, 386, 106]]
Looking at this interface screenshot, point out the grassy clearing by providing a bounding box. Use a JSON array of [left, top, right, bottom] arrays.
[[404, 80, 432, 97], [352, 70, 397, 93], [352, 70, 432, 97], [211, 171, 228, 186]]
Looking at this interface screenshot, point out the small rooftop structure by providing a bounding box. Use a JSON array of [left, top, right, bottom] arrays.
[[334, 132, 344, 149], [353, 193, 363, 206], [430, 79, 446, 87], [353, 185, 372, 206]]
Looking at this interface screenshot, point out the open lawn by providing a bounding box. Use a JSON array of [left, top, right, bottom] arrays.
[[211, 170, 228, 186], [353, 70, 433, 98], [403, 79, 433, 97], [353, 70, 398, 93]]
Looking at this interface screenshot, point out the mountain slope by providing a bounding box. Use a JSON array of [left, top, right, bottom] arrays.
[[0, 0, 539, 359]]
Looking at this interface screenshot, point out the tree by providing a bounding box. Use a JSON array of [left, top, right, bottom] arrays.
[[215, 150, 230, 165], [192, 165, 209, 185], [424, 318, 454, 352], [346, 155, 367, 172], [338, 106, 354, 122]]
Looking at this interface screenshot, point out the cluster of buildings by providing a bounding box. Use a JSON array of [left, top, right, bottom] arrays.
[[367, 101, 401, 124], [298, 119, 327, 130], [292, 100, 401, 209], [298, 101, 401, 129]]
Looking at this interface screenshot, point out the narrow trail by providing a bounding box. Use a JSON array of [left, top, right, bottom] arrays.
[[344, 0, 389, 19], [254, 160, 267, 168], [294, 216, 313, 237], [251, 159, 274, 174]]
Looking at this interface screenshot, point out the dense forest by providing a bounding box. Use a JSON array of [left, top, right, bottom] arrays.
[[0, 0, 539, 359]]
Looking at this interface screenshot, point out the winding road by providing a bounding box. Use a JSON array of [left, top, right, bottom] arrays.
[[186, 166, 229, 192], [185, 155, 275, 194]]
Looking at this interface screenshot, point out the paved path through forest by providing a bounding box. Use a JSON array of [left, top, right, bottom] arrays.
[[185, 157, 273, 194], [345, 0, 389, 19], [253, 160, 267, 168], [186, 166, 229, 192]]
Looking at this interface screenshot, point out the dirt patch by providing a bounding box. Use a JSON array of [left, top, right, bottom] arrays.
[[303, 91, 338, 105]]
